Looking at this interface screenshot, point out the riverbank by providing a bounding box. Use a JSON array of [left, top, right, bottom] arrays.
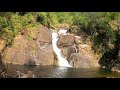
[[1, 63, 120, 78]]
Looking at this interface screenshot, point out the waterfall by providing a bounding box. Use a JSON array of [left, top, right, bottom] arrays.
[[52, 29, 71, 67]]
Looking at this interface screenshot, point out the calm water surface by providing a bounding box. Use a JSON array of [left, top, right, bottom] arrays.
[[4, 64, 120, 78]]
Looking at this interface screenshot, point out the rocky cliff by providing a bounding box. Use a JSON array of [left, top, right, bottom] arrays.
[[2, 26, 55, 66], [0, 25, 99, 68]]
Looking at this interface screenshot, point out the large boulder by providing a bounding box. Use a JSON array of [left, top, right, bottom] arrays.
[[57, 34, 75, 47], [60, 46, 77, 59], [57, 33, 99, 68], [57, 34, 77, 61], [68, 43, 99, 68], [2, 26, 55, 66], [36, 26, 52, 43], [68, 53, 99, 68], [77, 44, 94, 56], [24, 26, 52, 43]]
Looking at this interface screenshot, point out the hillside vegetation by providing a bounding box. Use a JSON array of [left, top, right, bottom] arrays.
[[0, 12, 120, 69]]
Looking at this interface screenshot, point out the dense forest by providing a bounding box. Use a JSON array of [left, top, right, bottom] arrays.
[[0, 12, 120, 70]]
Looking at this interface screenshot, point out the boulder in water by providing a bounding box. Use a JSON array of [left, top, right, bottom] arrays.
[[69, 53, 99, 68]]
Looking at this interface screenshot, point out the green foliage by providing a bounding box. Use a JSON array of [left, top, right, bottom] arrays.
[[75, 12, 120, 68], [7, 36, 13, 45], [27, 34, 33, 41], [37, 12, 74, 27], [47, 12, 59, 27], [71, 12, 89, 27], [1, 12, 120, 69], [37, 12, 48, 26], [56, 12, 73, 25], [0, 12, 40, 45]]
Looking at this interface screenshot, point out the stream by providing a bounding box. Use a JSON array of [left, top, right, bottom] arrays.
[[2, 63, 120, 78]]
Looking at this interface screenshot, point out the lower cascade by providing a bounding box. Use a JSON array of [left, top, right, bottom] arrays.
[[52, 29, 71, 67]]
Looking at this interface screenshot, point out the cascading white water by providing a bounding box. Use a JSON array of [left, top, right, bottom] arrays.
[[52, 29, 71, 67]]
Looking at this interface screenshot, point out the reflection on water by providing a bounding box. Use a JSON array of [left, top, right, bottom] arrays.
[[3, 64, 120, 78]]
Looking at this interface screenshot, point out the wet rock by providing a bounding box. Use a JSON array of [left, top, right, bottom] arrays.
[[60, 46, 77, 59], [19, 71, 36, 78]]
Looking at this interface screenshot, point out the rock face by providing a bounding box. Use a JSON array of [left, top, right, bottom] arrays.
[[0, 39, 6, 53], [2, 26, 55, 66], [68, 53, 99, 68], [57, 33, 99, 68], [1, 26, 99, 68], [0, 39, 6, 73], [57, 34, 75, 46], [0, 56, 5, 73]]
